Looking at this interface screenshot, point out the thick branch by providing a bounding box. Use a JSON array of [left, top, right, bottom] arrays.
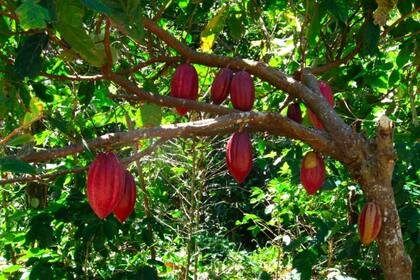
[[18, 112, 339, 164]]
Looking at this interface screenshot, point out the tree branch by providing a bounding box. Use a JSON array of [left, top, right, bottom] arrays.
[[0, 138, 166, 185], [17, 111, 340, 164]]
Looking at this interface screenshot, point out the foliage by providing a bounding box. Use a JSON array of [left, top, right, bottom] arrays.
[[0, 0, 419, 279]]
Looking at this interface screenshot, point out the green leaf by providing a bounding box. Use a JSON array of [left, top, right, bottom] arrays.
[[389, 69, 400, 86], [32, 82, 53, 103], [81, 0, 112, 14], [200, 5, 229, 53], [54, 0, 106, 67], [2, 265, 22, 273], [323, 0, 348, 23], [16, 0, 50, 30], [140, 103, 162, 128], [307, 3, 323, 46], [100, 0, 144, 41], [23, 96, 44, 126], [227, 13, 245, 41], [0, 157, 36, 174], [361, 20, 380, 57], [6, 134, 34, 146], [135, 266, 158, 280], [396, 44, 413, 68], [14, 33, 49, 79], [77, 81, 95, 107], [0, 16, 10, 44]]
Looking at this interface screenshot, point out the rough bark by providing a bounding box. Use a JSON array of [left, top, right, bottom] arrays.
[[349, 116, 412, 279]]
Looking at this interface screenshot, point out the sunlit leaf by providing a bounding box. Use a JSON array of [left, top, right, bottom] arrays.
[[16, 0, 50, 30]]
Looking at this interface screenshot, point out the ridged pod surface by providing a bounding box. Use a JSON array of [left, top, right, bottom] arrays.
[[211, 68, 233, 104], [230, 71, 255, 111], [87, 152, 125, 219], [226, 132, 253, 183], [358, 202, 382, 245], [300, 151, 325, 195], [114, 171, 137, 223], [287, 103, 302, 123], [170, 63, 199, 115], [308, 80, 334, 129]]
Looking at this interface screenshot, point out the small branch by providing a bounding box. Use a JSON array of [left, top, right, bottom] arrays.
[[381, 6, 420, 38], [0, 115, 42, 145], [117, 56, 182, 75], [0, 138, 166, 185], [41, 72, 103, 81], [102, 17, 113, 75]]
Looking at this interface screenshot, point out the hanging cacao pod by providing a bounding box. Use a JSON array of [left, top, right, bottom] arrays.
[[114, 170, 137, 223], [300, 151, 325, 195], [287, 103, 302, 123], [211, 68, 233, 104], [170, 63, 199, 116], [87, 152, 125, 219], [226, 132, 253, 183], [358, 202, 382, 246], [230, 70, 255, 111], [308, 80, 334, 129]]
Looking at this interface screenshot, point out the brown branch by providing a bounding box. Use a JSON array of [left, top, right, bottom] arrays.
[[0, 138, 166, 185], [17, 111, 340, 164], [0, 115, 42, 145], [103, 17, 113, 74], [117, 56, 182, 75], [41, 72, 103, 81], [381, 6, 420, 38]]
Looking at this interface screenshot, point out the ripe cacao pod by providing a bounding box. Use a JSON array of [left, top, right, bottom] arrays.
[[287, 103, 302, 123], [170, 63, 199, 116], [230, 70, 255, 111], [87, 152, 125, 219], [308, 80, 334, 129], [300, 151, 325, 195], [226, 132, 253, 183], [358, 202, 382, 245], [211, 68, 233, 104], [114, 170, 137, 223]]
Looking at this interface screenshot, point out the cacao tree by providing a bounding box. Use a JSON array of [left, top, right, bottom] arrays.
[[0, 0, 418, 279]]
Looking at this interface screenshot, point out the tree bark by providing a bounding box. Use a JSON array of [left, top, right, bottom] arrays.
[[350, 116, 412, 279]]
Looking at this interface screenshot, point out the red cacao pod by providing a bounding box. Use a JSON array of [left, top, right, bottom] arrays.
[[300, 151, 325, 195], [226, 132, 253, 183], [230, 70, 255, 111], [170, 63, 199, 116], [308, 80, 334, 129], [114, 170, 137, 223], [87, 152, 125, 219], [211, 68, 233, 104], [358, 202, 382, 245], [287, 103, 302, 123]]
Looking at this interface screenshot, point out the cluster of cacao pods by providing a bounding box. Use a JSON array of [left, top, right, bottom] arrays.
[[87, 152, 136, 223], [170, 64, 255, 115], [171, 63, 256, 182], [358, 201, 382, 245]]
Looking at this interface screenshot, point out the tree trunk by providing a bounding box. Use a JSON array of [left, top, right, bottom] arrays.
[[352, 116, 412, 279]]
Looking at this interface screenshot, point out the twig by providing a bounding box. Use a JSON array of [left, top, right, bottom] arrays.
[[381, 6, 420, 38], [117, 56, 182, 75]]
